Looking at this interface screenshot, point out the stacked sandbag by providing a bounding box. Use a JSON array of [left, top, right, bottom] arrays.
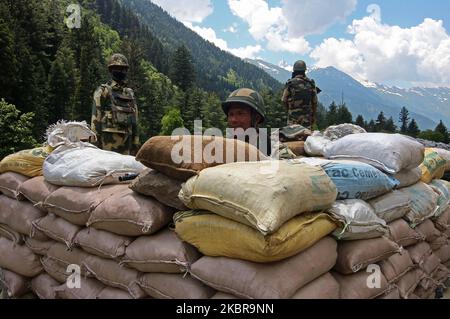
[[0, 145, 54, 177]]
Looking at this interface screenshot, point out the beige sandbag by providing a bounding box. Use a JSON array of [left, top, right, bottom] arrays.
[[210, 292, 238, 299], [129, 169, 187, 211], [434, 245, 450, 263], [291, 273, 340, 299], [136, 135, 266, 181], [18, 176, 59, 211], [377, 287, 401, 299], [97, 286, 134, 299], [32, 214, 82, 248], [40, 257, 71, 283], [43, 184, 129, 226], [31, 273, 60, 299], [407, 242, 432, 265], [87, 188, 174, 237], [368, 190, 411, 223], [421, 253, 441, 275], [121, 228, 200, 273], [380, 250, 415, 283], [138, 273, 216, 299], [74, 228, 131, 260], [392, 168, 422, 189], [46, 243, 91, 278], [0, 237, 42, 277], [0, 172, 28, 200], [395, 268, 425, 299], [180, 161, 337, 235], [0, 269, 30, 297], [0, 224, 23, 245], [334, 237, 400, 274], [332, 270, 389, 299], [174, 210, 336, 263], [388, 219, 424, 247], [433, 207, 450, 231], [55, 277, 105, 299], [82, 255, 145, 299], [24, 237, 56, 256], [327, 200, 387, 240], [416, 219, 442, 243], [399, 182, 438, 227], [190, 237, 337, 299], [0, 196, 47, 240]]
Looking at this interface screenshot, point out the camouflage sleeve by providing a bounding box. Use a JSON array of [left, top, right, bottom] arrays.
[[91, 86, 106, 138], [281, 86, 290, 107], [129, 89, 140, 147], [312, 85, 318, 123]]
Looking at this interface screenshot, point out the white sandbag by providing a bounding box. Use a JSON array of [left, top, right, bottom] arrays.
[[45, 120, 97, 148], [399, 182, 439, 227], [179, 161, 337, 235], [323, 123, 367, 140], [368, 191, 411, 223], [304, 134, 331, 157], [43, 144, 145, 187], [328, 199, 388, 240], [324, 133, 425, 174], [392, 168, 422, 189]]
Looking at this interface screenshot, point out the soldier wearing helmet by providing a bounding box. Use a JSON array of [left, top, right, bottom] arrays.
[[281, 60, 320, 129], [91, 53, 140, 155]]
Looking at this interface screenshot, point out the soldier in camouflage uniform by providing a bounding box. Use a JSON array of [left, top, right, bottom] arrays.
[[281, 60, 320, 130], [91, 53, 140, 155]]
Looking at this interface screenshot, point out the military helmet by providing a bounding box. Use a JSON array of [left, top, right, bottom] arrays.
[[293, 60, 307, 72], [222, 88, 266, 122], [108, 53, 129, 69]]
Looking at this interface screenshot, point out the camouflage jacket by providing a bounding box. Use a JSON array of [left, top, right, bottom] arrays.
[[281, 75, 318, 115]]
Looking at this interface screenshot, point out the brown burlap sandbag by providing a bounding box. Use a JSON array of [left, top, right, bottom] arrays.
[[43, 184, 129, 226], [421, 253, 441, 275], [430, 235, 448, 251], [55, 277, 105, 299], [136, 135, 266, 181], [0, 269, 30, 297], [31, 273, 60, 299], [46, 243, 91, 278], [377, 287, 401, 299], [407, 242, 432, 265], [18, 176, 59, 211], [97, 286, 134, 299], [416, 219, 442, 243], [332, 270, 389, 299], [0, 172, 28, 200], [434, 207, 450, 231], [395, 268, 425, 299], [32, 214, 82, 248], [24, 237, 56, 256], [82, 255, 145, 299], [87, 188, 174, 237], [210, 292, 238, 299], [0, 224, 23, 245], [284, 141, 306, 157], [74, 228, 132, 260], [129, 169, 188, 211], [0, 237, 42, 277], [40, 257, 71, 283], [121, 229, 201, 273], [435, 244, 450, 263], [190, 237, 337, 299], [0, 196, 47, 240], [388, 219, 424, 247], [291, 272, 340, 299], [380, 250, 415, 283], [138, 273, 216, 299], [334, 237, 400, 274]]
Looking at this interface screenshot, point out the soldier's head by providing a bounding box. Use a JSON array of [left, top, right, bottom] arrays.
[[108, 53, 129, 83], [293, 60, 307, 77], [222, 88, 266, 130]]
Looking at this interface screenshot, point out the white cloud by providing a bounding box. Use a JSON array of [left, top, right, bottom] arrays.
[[185, 23, 262, 59], [224, 23, 238, 33], [150, 0, 213, 23], [310, 15, 450, 86], [282, 0, 357, 37]]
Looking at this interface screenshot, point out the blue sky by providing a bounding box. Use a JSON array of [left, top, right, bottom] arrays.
[[150, 0, 450, 88]]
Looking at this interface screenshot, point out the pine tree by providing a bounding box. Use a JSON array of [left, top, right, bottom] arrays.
[[407, 119, 420, 137], [355, 115, 365, 129], [0, 17, 18, 103], [367, 120, 376, 132], [316, 103, 327, 130], [336, 104, 353, 124], [169, 44, 195, 91], [384, 116, 397, 133], [326, 102, 338, 127], [376, 111, 387, 132], [160, 108, 184, 135], [435, 120, 449, 144], [399, 107, 410, 134]]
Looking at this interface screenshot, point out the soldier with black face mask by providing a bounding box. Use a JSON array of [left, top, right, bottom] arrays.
[[91, 53, 140, 155]]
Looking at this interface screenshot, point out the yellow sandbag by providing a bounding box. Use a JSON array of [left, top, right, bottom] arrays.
[[420, 148, 446, 184], [174, 210, 337, 263], [0, 145, 54, 177]]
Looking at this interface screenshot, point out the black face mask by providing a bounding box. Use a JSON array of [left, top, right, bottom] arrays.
[[112, 70, 127, 82]]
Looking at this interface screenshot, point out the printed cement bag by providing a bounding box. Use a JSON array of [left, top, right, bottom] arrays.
[[43, 144, 145, 187], [179, 161, 337, 235], [434, 148, 450, 171], [0, 145, 54, 177], [368, 190, 411, 223], [399, 182, 438, 227], [429, 180, 450, 217], [420, 148, 446, 184], [324, 133, 425, 174], [174, 210, 337, 263]]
